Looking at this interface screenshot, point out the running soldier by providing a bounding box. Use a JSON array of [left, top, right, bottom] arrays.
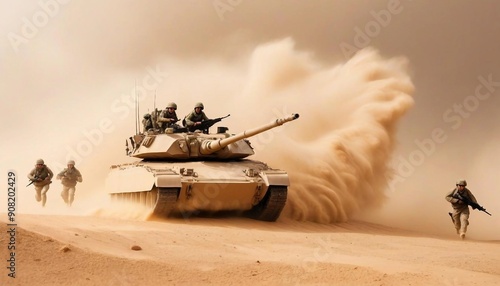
[[56, 160, 83, 207], [27, 159, 54, 207]]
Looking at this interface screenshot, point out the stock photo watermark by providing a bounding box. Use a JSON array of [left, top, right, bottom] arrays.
[[5, 171, 18, 279], [49, 64, 168, 171], [339, 0, 412, 59], [213, 0, 244, 21], [176, 105, 297, 221], [300, 234, 336, 274], [387, 74, 500, 192], [7, 0, 72, 53]]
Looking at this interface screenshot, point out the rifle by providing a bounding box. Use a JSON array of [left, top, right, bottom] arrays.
[[453, 194, 492, 216], [190, 114, 230, 132], [60, 173, 74, 181], [26, 178, 37, 187], [26, 175, 40, 187], [157, 114, 179, 128]]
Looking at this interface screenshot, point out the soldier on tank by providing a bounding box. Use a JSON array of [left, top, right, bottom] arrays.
[[27, 159, 54, 207], [56, 160, 83, 207], [184, 102, 209, 131], [157, 102, 180, 132], [142, 113, 154, 132], [445, 179, 478, 240]]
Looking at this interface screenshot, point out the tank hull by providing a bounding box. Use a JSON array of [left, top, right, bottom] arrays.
[[106, 160, 289, 221]]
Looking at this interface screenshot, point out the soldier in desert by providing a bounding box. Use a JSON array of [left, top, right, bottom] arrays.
[[445, 179, 478, 240], [56, 160, 83, 207], [184, 102, 209, 131], [157, 102, 180, 132], [142, 113, 154, 132], [27, 158, 54, 207]]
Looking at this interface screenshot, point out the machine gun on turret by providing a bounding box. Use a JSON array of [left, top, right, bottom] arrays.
[[108, 112, 300, 222], [187, 114, 230, 133], [129, 113, 300, 160]]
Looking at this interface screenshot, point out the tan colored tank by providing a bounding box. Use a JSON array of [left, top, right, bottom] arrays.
[[106, 113, 299, 221]]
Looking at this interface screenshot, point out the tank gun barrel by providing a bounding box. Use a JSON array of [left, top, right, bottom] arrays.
[[201, 113, 299, 154]]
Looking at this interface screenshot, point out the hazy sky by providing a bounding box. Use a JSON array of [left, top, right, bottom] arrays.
[[1, 1, 499, 236]]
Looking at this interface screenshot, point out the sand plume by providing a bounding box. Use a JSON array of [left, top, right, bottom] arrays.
[[239, 40, 415, 223]]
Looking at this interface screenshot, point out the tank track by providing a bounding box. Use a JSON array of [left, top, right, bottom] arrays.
[[152, 187, 180, 217], [110, 187, 180, 218], [246, 186, 287, 222], [111, 186, 285, 221]]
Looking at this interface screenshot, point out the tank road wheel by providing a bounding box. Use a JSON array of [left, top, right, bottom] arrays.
[[246, 186, 287, 222]]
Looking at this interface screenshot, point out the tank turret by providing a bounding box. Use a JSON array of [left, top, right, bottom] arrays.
[[129, 113, 299, 160], [107, 113, 299, 222]]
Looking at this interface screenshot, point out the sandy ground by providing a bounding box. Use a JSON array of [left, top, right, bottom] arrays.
[[1, 213, 499, 286]]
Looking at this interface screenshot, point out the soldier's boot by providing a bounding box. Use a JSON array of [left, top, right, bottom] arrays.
[[460, 233, 465, 240]]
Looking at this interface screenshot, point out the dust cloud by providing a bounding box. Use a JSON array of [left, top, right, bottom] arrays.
[[234, 39, 414, 223], [2, 36, 414, 225], [93, 39, 414, 224], [1, 1, 414, 226], [2, 1, 499, 249]]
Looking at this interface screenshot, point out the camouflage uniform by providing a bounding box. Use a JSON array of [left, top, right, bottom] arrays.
[[445, 183, 477, 238], [142, 115, 154, 132], [184, 110, 209, 130], [57, 164, 83, 206], [27, 161, 54, 207], [157, 109, 179, 130]]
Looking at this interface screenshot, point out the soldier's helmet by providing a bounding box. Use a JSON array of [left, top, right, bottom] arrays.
[[167, 102, 177, 110], [67, 160, 75, 165], [36, 159, 44, 165], [194, 102, 204, 110], [143, 113, 151, 118], [456, 179, 467, 186]]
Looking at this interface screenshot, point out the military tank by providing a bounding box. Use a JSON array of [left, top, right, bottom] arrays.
[[106, 113, 299, 221]]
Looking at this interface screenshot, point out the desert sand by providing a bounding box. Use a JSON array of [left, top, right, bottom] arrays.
[[2, 2, 500, 285], [1, 212, 499, 286]]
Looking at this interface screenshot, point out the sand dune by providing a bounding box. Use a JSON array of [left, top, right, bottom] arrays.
[[1, 214, 499, 285]]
